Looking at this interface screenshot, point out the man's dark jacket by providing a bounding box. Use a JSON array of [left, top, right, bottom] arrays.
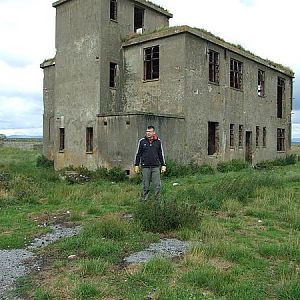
[[134, 137, 166, 167]]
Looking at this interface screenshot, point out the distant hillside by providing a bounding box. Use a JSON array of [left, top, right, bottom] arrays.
[[8, 135, 43, 139], [292, 138, 300, 144]]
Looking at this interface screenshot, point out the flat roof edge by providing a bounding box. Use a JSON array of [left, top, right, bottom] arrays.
[[52, 0, 72, 8], [40, 58, 56, 69]]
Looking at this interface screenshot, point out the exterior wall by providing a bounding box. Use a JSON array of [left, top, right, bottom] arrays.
[[51, 0, 170, 170], [42, 64, 55, 160], [183, 34, 293, 165], [99, 0, 170, 114], [123, 34, 186, 116], [54, 0, 102, 170], [43, 0, 292, 170], [96, 114, 186, 172]]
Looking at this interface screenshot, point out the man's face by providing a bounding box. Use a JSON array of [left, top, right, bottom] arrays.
[[146, 128, 155, 139]]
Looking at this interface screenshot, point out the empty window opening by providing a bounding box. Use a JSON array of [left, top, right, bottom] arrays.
[[104, 121, 108, 126], [110, 0, 117, 21], [230, 124, 235, 148], [208, 122, 219, 155], [110, 62, 117, 88], [263, 127, 267, 147], [126, 120, 130, 125], [86, 127, 93, 153], [230, 59, 243, 90], [277, 77, 285, 118], [134, 6, 144, 33], [277, 128, 285, 151], [239, 125, 243, 148], [59, 128, 65, 151], [258, 70, 265, 96], [144, 46, 159, 80], [208, 50, 219, 84], [125, 170, 130, 176], [256, 126, 260, 148]]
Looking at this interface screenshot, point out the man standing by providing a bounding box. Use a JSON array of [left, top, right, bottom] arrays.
[[134, 126, 166, 200]]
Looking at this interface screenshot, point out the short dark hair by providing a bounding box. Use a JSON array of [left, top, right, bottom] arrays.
[[147, 125, 155, 130]]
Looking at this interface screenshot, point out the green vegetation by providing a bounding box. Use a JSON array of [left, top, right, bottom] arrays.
[[1, 147, 300, 299]]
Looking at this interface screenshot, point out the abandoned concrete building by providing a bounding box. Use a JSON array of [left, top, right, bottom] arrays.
[[41, 0, 294, 172]]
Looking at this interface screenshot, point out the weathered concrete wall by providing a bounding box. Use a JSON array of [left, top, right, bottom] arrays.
[[96, 113, 186, 172], [123, 33, 186, 115], [99, 0, 170, 114], [51, 0, 171, 170], [183, 34, 292, 165]]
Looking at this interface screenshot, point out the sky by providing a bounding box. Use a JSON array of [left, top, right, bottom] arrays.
[[0, 0, 299, 138]]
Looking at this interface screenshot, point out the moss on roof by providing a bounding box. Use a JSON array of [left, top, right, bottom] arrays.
[[123, 25, 294, 76]]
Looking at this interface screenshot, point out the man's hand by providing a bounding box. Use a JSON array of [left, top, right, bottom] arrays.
[[134, 166, 140, 174], [161, 166, 166, 174]]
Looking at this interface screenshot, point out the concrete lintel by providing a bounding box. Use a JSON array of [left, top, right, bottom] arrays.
[[40, 58, 56, 69], [97, 111, 185, 120], [52, 0, 71, 7]]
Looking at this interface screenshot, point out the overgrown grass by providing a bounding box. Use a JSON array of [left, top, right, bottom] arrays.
[[1, 147, 300, 299]]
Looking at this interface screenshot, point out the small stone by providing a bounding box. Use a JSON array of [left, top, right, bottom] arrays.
[[258, 220, 263, 223], [68, 255, 77, 260], [173, 182, 179, 186]]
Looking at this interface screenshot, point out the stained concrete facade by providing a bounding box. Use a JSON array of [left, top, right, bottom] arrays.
[[41, 0, 294, 171]]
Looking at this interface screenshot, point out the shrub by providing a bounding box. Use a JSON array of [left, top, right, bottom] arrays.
[[61, 166, 92, 184], [164, 160, 215, 178], [36, 155, 54, 168], [256, 154, 297, 169], [217, 159, 249, 173], [91, 167, 108, 180], [107, 166, 127, 182], [164, 160, 189, 177], [134, 199, 200, 233]]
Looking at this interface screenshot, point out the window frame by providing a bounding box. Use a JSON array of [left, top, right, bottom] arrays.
[[262, 127, 267, 148], [86, 127, 93, 153], [238, 125, 243, 148], [230, 58, 243, 90], [110, 0, 118, 21], [144, 45, 160, 81], [230, 124, 235, 149], [258, 69, 265, 97], [109, 62, 117, 88], [277, 77, 285, 118], [256, 126, 260, 148], [59, 128, 65, 152], [208, 49, 220, 84], [277, 128, 285, 152]]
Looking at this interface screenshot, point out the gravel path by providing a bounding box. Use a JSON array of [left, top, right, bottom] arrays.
[[124, 238, 191, 264], [0, 225, 81, 299]]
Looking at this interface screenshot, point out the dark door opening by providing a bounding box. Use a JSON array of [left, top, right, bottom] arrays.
[[245, 131, 252, 163], [134, 6, 144, 33]]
